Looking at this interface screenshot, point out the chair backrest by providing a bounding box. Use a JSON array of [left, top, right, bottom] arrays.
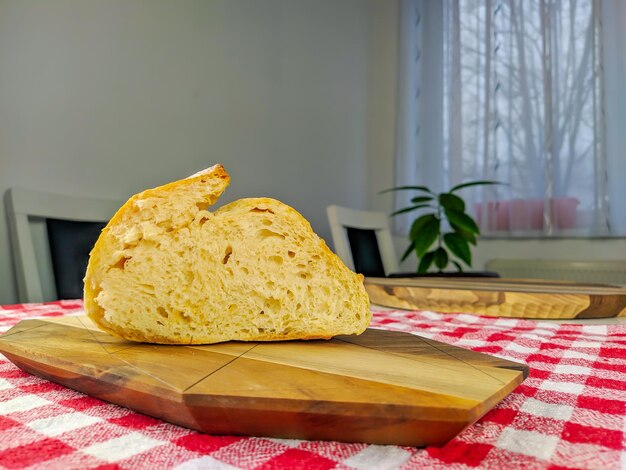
[[326, 205, 398, 277], [485, 258, 626, 285], [5, 188, 123, 302]]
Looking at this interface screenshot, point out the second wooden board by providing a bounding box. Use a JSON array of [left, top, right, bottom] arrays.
[[364, 277, 626, 319]]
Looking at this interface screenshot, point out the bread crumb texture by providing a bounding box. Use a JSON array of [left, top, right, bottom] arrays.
[[84, 164, 371, 344]]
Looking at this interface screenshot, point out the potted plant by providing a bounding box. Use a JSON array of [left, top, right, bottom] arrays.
[[382, 181, 501, 275]]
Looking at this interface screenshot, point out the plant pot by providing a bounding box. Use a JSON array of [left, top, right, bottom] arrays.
[[508, 197, 579, 231], [550, 197, 579, 229], [475, 201, 509, 231], [475, 197, 580, 232], [509, 198, 544, 230]]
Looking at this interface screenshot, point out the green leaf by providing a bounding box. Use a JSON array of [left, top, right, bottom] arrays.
[[443, 232, 472, 266], [452, 225, 477, 245], [438, 193, 465, 212], [411, 196, 434, 204], [400, 241, 416, 262], [450, 180, 502, 192], [445, 209, 480, 234], [409, 214, 438, 241], [411, 216, 440, 257], [390, 204, 431, 216], [379, 185, 434, 195], [452, 260, 464, 272], [433, 247, 449, 270], [417, 251, 435, 273]]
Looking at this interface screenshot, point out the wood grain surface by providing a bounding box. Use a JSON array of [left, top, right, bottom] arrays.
[[364, 277, 626, 319], [0, 315, 527, 446]]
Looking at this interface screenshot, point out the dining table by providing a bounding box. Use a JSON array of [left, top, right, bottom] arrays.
[[0, 300, 625, 469]]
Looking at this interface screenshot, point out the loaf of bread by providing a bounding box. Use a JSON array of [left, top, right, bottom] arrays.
[[84, 164, 371, 344]]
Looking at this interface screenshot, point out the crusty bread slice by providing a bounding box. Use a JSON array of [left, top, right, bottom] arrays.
[[84, 164, 371, 344]]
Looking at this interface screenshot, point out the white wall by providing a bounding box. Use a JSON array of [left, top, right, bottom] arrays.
[[366, 0, 626, 274], [367, 0, 398, 215], [0, 0, 371, 303]]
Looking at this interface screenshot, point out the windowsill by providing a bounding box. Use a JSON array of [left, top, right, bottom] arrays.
[[479, 228, 624, 240]]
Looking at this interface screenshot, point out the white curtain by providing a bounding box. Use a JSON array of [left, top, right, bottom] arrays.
[[396, 0, 625, 237]]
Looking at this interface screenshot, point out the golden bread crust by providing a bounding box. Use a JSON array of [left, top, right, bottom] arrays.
[[84, 164, 370, 344]]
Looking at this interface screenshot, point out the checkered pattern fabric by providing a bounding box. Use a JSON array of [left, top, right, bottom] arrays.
[[1, 301, 625, 469]]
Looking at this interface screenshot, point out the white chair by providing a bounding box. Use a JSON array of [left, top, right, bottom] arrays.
[[326, 205, 398, 277], [485, 258, 626, 285], [5, 188, 123, 302]]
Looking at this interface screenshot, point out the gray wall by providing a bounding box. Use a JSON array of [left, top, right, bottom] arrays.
[[0, 0, 372, 303]]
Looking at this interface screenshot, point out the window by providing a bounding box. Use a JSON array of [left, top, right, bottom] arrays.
[[395, 0, 626, 237]]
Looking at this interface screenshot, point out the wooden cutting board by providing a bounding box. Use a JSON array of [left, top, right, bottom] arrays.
[[365, 277, 626, 319], [0, 315, 527, 447]]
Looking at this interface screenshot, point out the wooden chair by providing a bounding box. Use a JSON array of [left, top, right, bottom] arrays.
[[326, 205, 398, 277], [5, 188, 123, 302]]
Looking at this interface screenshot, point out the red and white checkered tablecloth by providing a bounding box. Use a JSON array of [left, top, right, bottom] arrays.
[[0, 301, 625, 469]]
